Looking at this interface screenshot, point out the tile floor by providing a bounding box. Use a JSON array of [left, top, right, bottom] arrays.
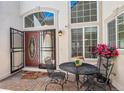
[[0, 71, 118, 91]]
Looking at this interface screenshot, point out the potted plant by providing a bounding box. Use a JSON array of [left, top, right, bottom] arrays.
[[92, 44, 119, 78], [73, 56, 84, 67]]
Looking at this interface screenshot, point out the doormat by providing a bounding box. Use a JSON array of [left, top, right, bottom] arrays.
[[21, 71, 48, 79]]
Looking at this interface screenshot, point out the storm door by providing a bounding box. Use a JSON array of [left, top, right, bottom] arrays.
[[39, 29, 56, 69], [10, 28, 24, 73]]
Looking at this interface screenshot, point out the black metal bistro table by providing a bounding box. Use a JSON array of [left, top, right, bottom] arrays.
[[59, 62, 98, 90]]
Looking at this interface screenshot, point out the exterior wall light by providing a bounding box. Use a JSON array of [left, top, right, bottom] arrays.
[[58, 30, 63, 36]]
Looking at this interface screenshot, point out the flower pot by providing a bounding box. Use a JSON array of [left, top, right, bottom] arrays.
[[75, 59, 80, 67]]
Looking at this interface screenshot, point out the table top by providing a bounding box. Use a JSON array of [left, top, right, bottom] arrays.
[[59, 62, 98, 75]]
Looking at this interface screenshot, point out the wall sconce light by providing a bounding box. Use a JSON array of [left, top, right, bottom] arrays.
[[58, 30, 63, 36]]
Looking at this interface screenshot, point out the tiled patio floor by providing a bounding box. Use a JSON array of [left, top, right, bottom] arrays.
[[0, 71, 117, 91]]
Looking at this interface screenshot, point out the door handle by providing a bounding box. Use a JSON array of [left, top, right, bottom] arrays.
[[10, 49, 13, 52]]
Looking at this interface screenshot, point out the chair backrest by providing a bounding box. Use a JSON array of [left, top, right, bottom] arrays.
[[45, 57, 54, 77], [96, 57, 114, 84], [105, 59, 114, 83]]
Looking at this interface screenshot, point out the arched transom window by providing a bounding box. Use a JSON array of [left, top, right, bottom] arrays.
[[24, 11, 54, 28]]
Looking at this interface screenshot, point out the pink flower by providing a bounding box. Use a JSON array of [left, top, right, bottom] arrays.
[[92, 43, 119, 59]]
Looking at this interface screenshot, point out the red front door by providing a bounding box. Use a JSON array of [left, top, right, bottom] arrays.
[[25, 31, 39, 67]]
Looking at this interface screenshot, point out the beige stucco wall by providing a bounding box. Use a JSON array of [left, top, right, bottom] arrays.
[[102, 1, 124, 90], [0, 1, 22, 80]]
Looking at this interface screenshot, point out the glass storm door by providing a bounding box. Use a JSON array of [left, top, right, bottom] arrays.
[[39, 29, 56, 69], [10, 28, 24, 73]]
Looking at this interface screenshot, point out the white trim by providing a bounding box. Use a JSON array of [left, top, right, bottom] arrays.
[[56, 14, 59, 68], [68, 1, 72, 61], [0, 89, 11, 91], [0, 70, 22, 80], [85, 26, 99, 60], [22, 67, 47, 72], [23, 26, 56, 31], [70, 22, 99, 28], [106, 20, 108, 45], [112, 80, 124, 91], [106, 19, 116, 46], [84, 58, 97, 62], [116, 11, 124, 49], [97, 25, 100, 44], [97, 1, 100, 23], [115, 18, 118, 48], [67, 1, 70, 61], [105, 16, 116, 45], [22, 7, 58, 18], [116, 10, 124, 19], [0, 73, 10, 80], [83, 27, 85, 58], [118, 49, 124, 51]]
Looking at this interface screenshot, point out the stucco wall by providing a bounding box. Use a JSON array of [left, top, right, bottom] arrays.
[[102, 1, 124, 90], [0, 2, 22, 79]]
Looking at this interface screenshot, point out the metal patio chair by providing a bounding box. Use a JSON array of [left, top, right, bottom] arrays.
[[93, 57, 115, 91], [44, 57, 66, 91]]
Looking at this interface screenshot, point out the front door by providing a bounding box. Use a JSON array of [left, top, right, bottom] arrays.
[[25, 31, 39, 67]]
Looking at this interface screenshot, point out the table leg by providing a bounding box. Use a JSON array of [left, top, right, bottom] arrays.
[[76, 74, 79, 91]]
